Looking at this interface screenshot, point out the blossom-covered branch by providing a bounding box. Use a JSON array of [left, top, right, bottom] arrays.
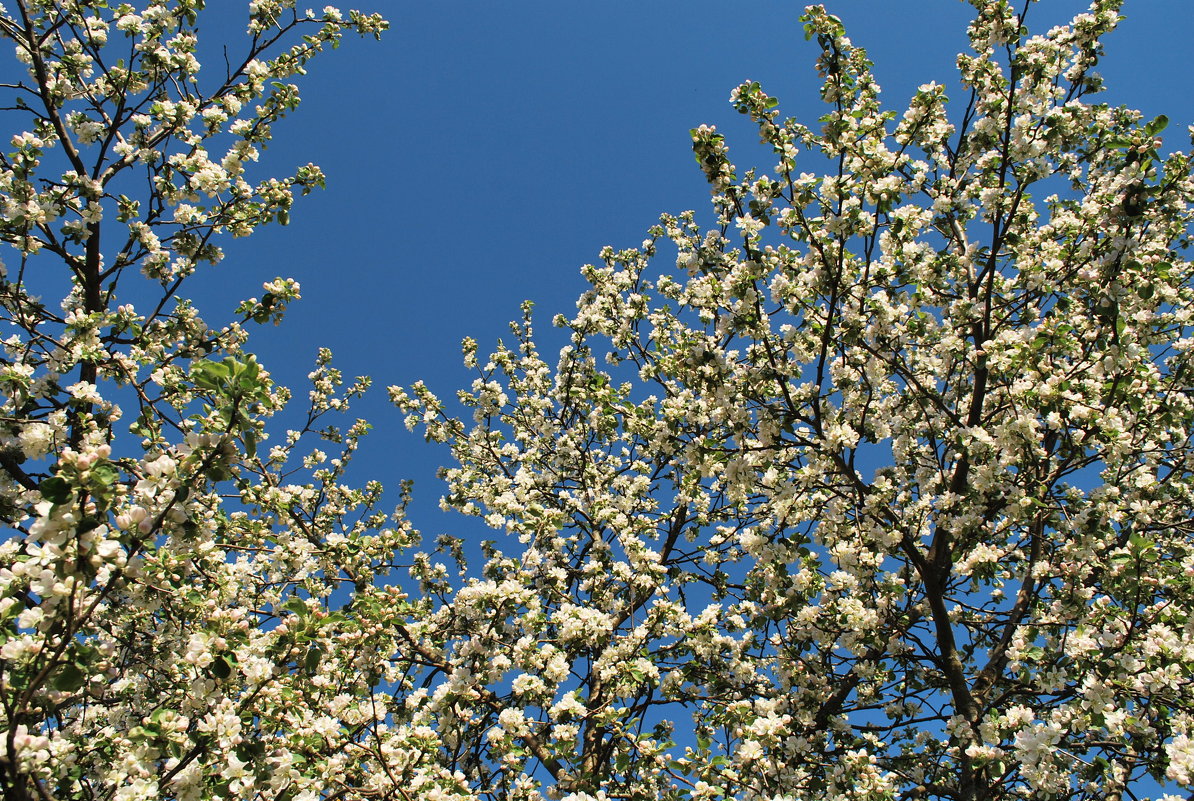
[[394, 2, 1194, 799]]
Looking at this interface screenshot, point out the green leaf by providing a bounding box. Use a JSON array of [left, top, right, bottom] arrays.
[[127, 724, 158, 742], [91, 462, 120, 487], [40, 476, 73, 505], [1128, 532, 1154, 554], [50, 662, 87, 692], [281, 597, 310, 617], [211, 654, 234, 679], [303, 646, 323, 672], [150, 707, 177, 724], [192, 359, 232, 391]]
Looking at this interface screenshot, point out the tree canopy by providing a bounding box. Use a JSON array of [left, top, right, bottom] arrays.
[[2, 1, 1194, 800]]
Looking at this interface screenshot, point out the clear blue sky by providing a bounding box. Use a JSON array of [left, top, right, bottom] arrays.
[[195, 0, 1193, 530]]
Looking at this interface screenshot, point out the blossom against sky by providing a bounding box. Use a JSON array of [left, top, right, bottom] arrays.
[[204, 0, 1194, 522]]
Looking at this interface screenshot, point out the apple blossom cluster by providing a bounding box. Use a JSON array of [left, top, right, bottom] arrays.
[[390, 1, 1194, 799], [0, 2, 462, 800], [3, 0, 1194, 800]]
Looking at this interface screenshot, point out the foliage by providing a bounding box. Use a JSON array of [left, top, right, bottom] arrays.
[[2, 1, 1194, 800], [0, 3, 419, 799]]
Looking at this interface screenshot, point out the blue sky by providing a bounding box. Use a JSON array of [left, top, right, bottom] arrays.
[[194, 0, 1194, 529]]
